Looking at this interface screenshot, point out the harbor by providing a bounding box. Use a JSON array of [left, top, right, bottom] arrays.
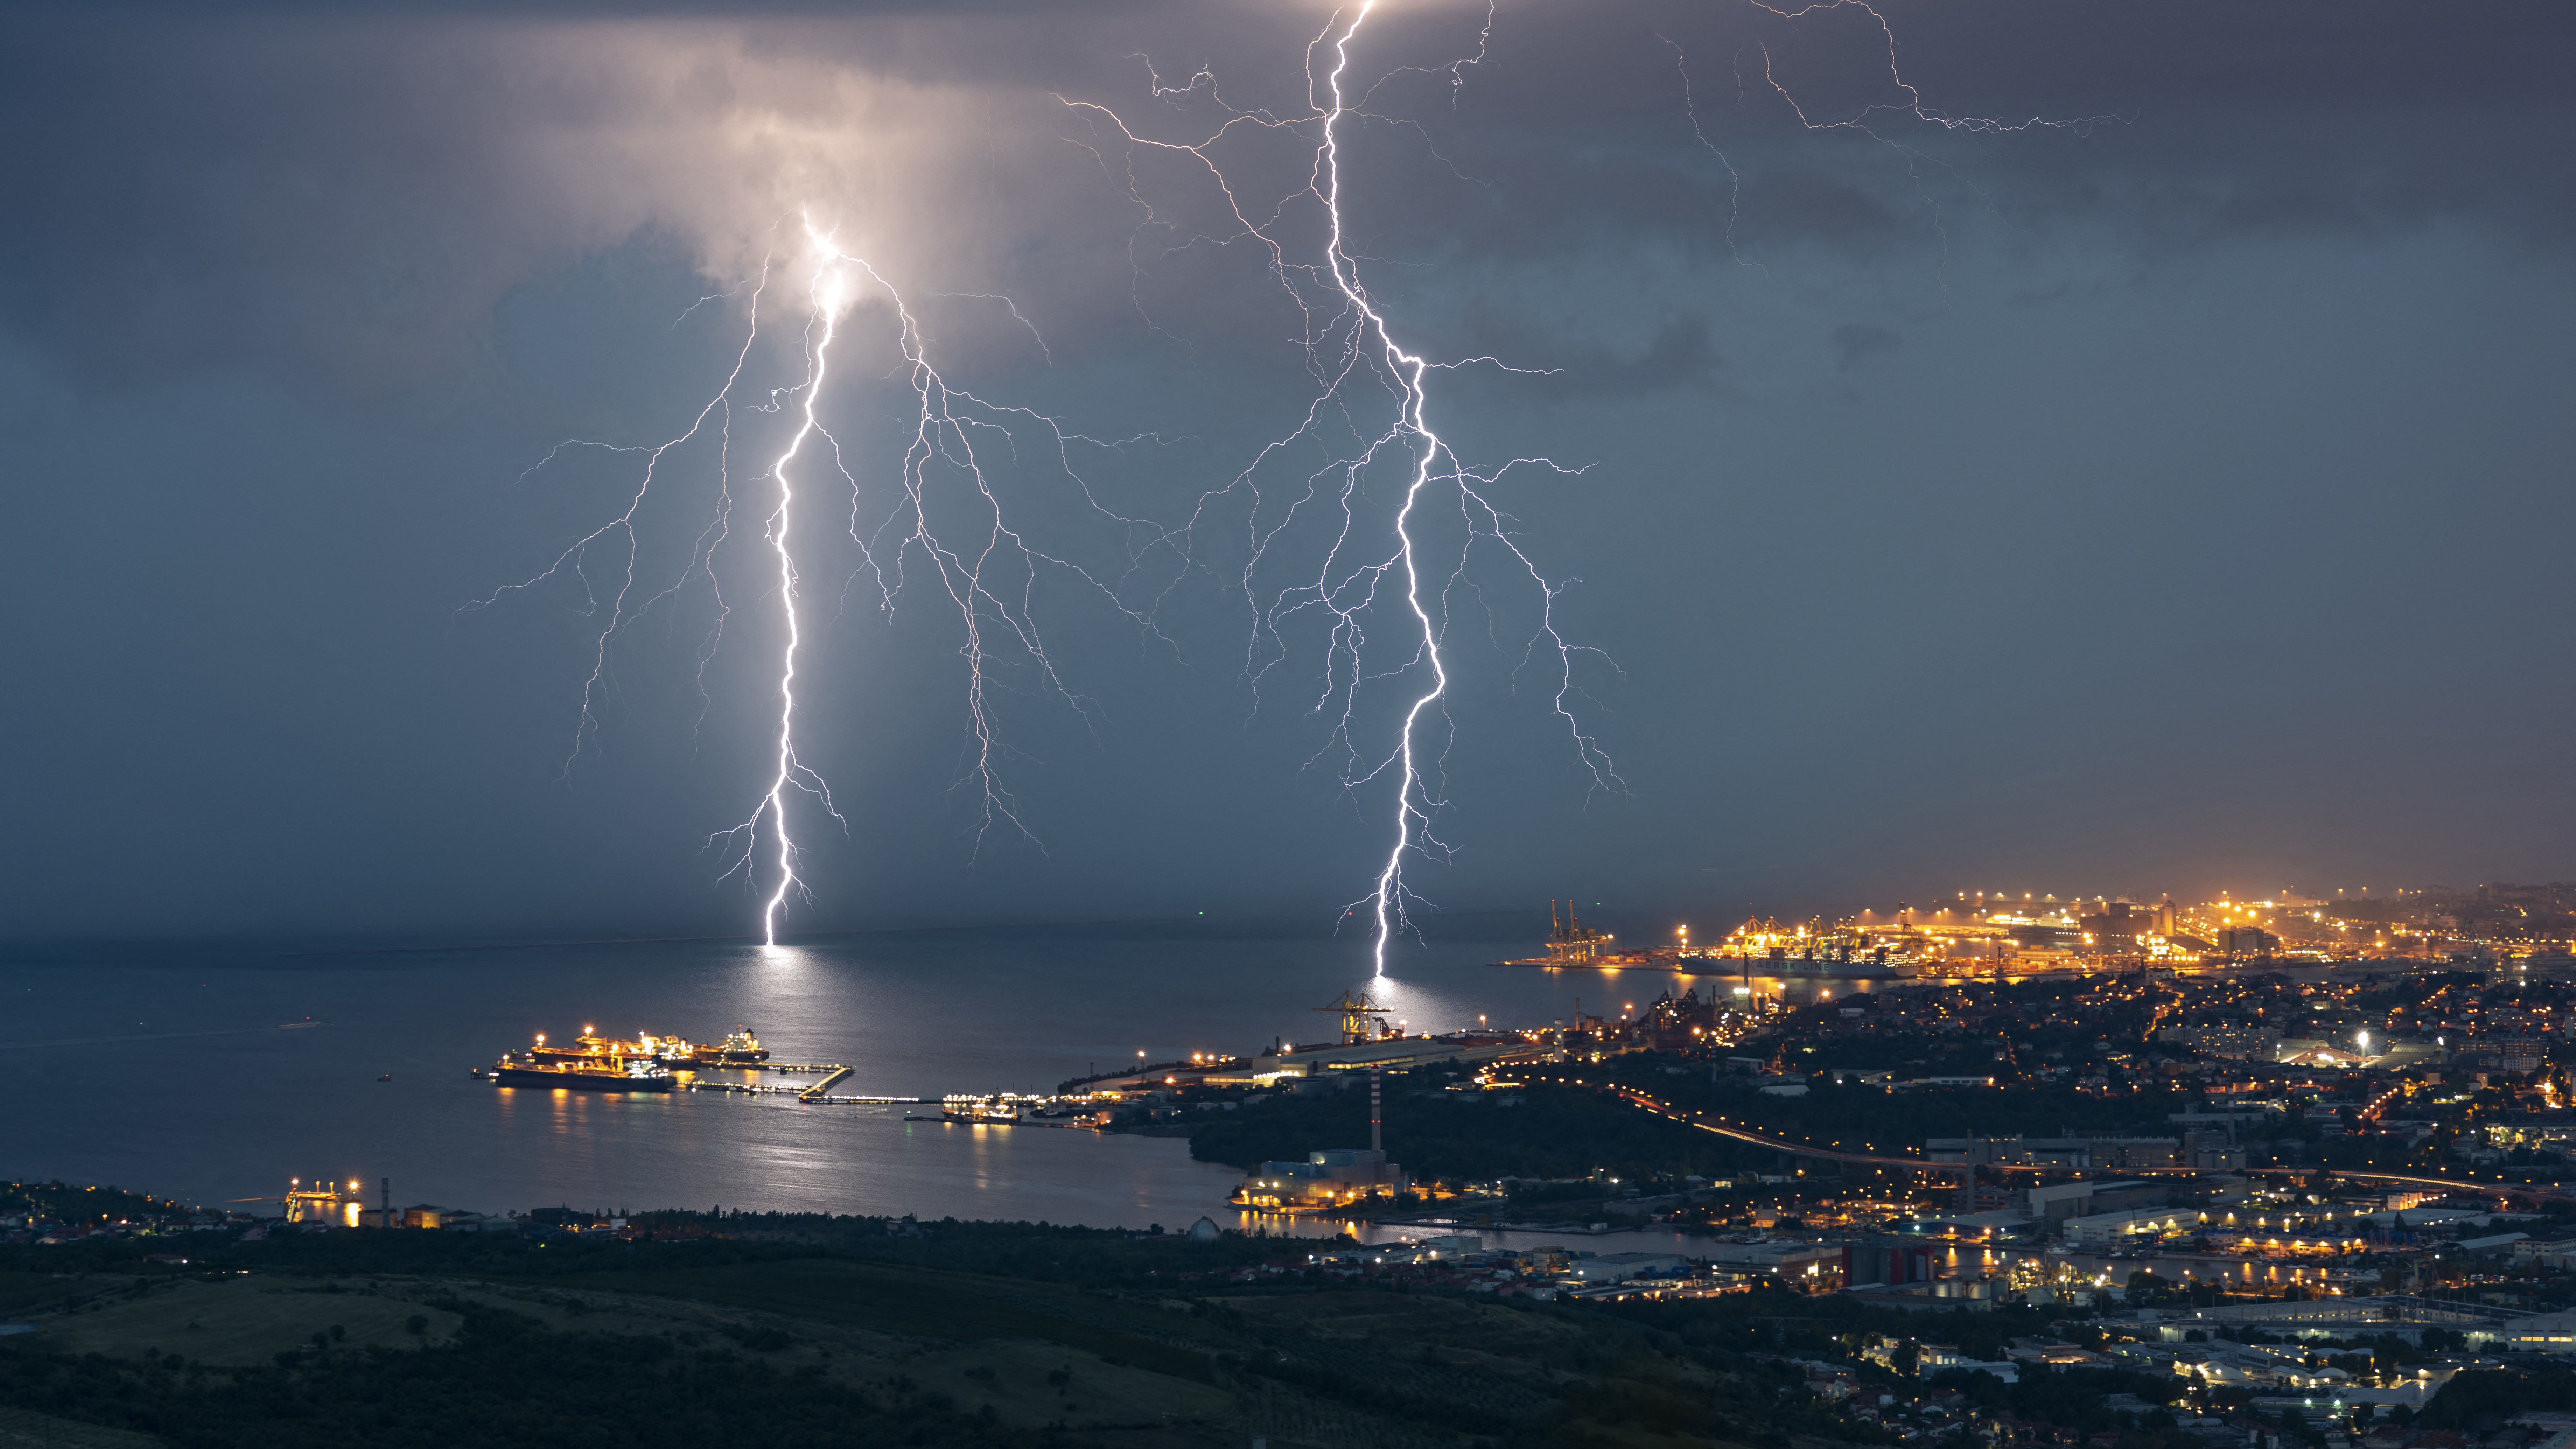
[[450, 914, 1856, 1138], [13, 922, 1874, 1231], [467, 995, 1565, 1115]]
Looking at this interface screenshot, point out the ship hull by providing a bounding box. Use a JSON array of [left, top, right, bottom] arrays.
[[493, 1065, 675, 1092]]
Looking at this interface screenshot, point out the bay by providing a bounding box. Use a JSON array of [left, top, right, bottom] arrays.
[[1, 920, 1873, 1229]]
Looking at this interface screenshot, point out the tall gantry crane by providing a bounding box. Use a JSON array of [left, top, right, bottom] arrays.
[[1317, 990, 1392, 1045]]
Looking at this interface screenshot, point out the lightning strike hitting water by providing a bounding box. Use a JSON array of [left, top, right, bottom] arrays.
[[742, 257, 842, 946], [1057, 1, 2110, 972], [1320, 9, 1471, 976], [474, 222, 1163, 944], [1068, 4, 1621, 975]]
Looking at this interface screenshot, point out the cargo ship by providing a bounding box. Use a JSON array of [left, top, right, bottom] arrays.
[[488, 1052, 676, 1092], [695, 1027, 770, 1065], [523, 1025, 770, 1069]]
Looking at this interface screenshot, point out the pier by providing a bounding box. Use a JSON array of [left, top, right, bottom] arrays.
[[798, 1066, 852, 1102], [483, 1001, 1556, 1122], [682, 1072, 928, 1106]]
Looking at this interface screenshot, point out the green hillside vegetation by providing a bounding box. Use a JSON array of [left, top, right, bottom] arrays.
[[6, 1196, 2557, 1449], [0, 1209, 1879, 1449]]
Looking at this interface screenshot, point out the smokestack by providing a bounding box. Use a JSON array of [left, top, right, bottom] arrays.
[[1370, 1069, 1382, 1155], [381, 1177, 391, 1228]]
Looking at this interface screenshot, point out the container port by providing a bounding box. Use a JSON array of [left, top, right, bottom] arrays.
[[1493, 902, 1909, 976]]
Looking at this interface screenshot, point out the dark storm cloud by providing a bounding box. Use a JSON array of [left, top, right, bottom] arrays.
[[1829, 323, 1897, 374], [1350, 1, 2576, 264], [7, 0, 2571, 395]]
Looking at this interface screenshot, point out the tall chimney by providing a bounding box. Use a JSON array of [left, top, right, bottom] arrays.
[[381, 1177, 391, 1229], [1370, 1069, 1382, 1154]]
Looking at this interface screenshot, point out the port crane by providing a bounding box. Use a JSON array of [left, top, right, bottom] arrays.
[[1317, 990, 1391, 1045], [1545, 899, 1609, 966]]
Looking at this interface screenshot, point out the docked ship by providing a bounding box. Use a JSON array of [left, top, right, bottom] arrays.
[[525, 1028, 643, 1065], [939, 1093, 1103, 1129], [523, 1025, 770, 1069], [693, 1027, 769, 1065], [941, 1093, 1031, 1124], [489, 1051, 676, 1092]]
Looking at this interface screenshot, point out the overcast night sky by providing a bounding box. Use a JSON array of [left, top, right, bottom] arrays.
[[2, 0, 2569, 948]]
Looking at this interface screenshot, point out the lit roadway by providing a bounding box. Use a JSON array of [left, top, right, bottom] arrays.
[[1514, 1073, 1970, 1178], [2245, 1166, 2576, 1203], [1521, 1071, 2576, 1203]]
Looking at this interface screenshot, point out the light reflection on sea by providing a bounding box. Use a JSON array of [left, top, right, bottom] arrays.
[[0, 923, 1879, 1228]]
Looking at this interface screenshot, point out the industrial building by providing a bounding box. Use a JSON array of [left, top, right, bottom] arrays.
[[1234, 1148, 1410, 1211]]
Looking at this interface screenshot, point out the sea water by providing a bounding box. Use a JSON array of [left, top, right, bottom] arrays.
[[1, 921, 1871, 1228]]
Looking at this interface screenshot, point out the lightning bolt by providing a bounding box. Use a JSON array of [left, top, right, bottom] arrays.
[[1727, 0, 2127, 273], [478, 218, 1169, 944], [1321, 8, 1461, 978], [459, 264, 771, 775], [740, 250, 841, 947], [1740, 0, 2124, 140], [1052, 0, 2113, 973], [1326, 16, 1433, 975], [1065, 5, 1623, 976]]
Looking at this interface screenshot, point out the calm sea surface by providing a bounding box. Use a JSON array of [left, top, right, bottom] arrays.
[[1, 923, 1873, 1231]]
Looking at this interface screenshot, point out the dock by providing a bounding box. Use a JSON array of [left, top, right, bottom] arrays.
[[798, 1066, 852, 1102]]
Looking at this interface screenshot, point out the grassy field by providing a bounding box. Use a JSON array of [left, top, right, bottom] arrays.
[[0, 1218, 1890, 1449], [0, 1405, 165, 1449], [40, 1277, 462, 1366], [0, 1275, 117, 1320], [559, 1258, 1226, 1368], [477, 1265, 1242, 1434]]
